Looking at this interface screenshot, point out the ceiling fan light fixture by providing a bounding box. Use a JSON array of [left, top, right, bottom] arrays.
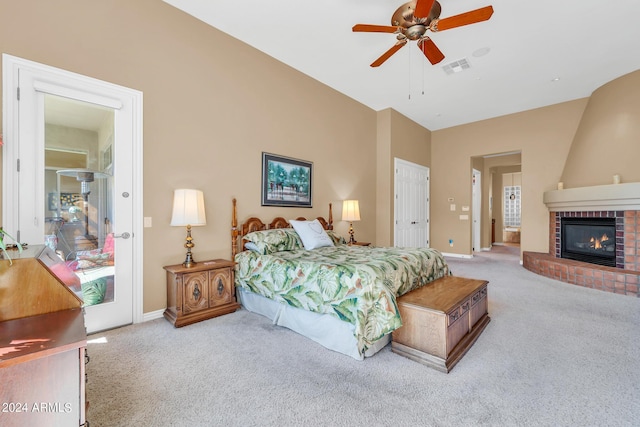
[[405, 24, 427, 40]]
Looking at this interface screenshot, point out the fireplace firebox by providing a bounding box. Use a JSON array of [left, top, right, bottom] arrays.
[[561, 217, 616, 267]]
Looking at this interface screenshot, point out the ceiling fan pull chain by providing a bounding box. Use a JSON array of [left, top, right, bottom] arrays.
[[408, 43, 412, 100], [422, 49, 425, 95]]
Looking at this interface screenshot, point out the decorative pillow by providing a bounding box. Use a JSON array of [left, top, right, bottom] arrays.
[[244, 242, 261, 252], [289, 219, 335, 250], [326, 230, 346, 245], [81, 277, 107, 306], [243, 229, 302, 255]]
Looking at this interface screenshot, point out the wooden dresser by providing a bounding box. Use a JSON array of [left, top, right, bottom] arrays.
[[392, 276, 490, 373], [0, 245, 88, 426]]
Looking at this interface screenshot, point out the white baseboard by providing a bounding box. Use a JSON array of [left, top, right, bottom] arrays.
[[480, 247, 492, 252], [142, 309, 165, 323], [442, 252, 473, 259]]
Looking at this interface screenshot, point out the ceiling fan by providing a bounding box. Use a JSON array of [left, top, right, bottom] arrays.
[[352, 0, 494, 67]]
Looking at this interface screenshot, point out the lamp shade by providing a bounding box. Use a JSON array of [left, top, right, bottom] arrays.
[[342, 200, 361, 222], [170, 189, 207, 227]]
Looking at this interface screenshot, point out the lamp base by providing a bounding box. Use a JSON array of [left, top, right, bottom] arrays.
[[182, 224, 197, 268], [182, 252, 196, 268], [348, 222, 357, 244]]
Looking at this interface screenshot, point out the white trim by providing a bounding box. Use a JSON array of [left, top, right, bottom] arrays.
[[2, 54, 20, 237], [441, 252, 474, 259], [32, 80, 123, 109], [142, 309, 165, 323]]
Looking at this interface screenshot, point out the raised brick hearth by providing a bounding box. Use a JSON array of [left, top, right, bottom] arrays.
[[523, 210, 640, 297]]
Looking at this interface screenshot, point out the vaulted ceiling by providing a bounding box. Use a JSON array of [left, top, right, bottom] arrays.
[[163, 0, 640, 130]]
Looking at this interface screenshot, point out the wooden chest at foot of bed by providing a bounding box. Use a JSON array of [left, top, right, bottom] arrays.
[[391, 276, 490, 373]]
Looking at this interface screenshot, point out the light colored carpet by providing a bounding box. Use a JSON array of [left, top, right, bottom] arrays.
[[86, 247, 640, 426]]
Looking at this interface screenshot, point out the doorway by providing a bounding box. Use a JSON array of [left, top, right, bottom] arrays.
[[2, 54, 143, 333], [394, 158, 430, 247]]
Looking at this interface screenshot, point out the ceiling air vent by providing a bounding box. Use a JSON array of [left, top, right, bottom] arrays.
[[442, 58, 471, 75]]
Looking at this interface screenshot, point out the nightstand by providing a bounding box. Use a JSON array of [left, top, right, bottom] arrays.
[[348, 241, 371, 246], [163, 259, 240, 327]]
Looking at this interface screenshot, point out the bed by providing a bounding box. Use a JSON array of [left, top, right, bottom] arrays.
[[231, 199, 450, 360]]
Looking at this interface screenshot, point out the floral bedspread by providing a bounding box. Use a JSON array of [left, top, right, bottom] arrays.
[[234, 245, 450, 354]]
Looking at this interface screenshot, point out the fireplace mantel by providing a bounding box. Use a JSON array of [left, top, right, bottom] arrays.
[[543, 182, 640, 211]]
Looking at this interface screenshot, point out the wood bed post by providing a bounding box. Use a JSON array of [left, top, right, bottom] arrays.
[[231, 198, 239, 259], [328, 203, 333, 230]]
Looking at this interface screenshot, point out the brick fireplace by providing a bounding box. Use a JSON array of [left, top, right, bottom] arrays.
[[523, 183, 640, 297]]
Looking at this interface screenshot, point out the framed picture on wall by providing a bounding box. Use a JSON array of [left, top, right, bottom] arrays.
[[261, 152, 312, 207]]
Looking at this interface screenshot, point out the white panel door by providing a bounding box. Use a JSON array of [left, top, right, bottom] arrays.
[[472, 169, 481, 252], [394, 158, 430, 247]]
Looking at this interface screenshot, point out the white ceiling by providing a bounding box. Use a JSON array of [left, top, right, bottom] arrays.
[[166, 0, 640, 131]]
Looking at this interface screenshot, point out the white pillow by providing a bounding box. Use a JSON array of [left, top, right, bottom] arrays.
[[289, 219, 335, 250], [244, 242, 260, 252]]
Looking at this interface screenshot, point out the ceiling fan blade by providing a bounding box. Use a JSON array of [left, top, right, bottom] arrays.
[[352, 24, 398, 33], [433, 5, 494, 32], [418, 38, 445, 65], [414, 0, 435, 19], [371, 41, 408, 67]]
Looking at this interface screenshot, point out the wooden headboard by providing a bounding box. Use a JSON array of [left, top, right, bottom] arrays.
[[231, 198, 333, 259]]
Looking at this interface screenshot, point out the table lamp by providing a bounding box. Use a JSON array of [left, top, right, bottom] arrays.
[[170, 189, 207, 267], [342, 199, 360, 244]]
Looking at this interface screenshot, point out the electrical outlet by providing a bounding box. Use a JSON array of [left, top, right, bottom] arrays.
[[144, 217, 152, 228]]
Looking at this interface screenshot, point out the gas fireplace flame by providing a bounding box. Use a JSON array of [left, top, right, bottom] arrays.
[[589, 233, 610, 250]]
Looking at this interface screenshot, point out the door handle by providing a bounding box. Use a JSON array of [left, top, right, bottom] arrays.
[[113, 232, 131, 239]]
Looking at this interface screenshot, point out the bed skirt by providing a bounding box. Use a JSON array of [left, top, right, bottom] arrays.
[[237, 288, 390, 360]]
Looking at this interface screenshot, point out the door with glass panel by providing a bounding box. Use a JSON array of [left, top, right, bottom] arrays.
[[44, 95, 122, 327], [3, 55, 141, 333]]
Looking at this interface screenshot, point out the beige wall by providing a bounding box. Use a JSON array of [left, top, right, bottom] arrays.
[[431, 99, 588, 256], [561, 70, 640, 187], [0, 0, 377, 313]]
